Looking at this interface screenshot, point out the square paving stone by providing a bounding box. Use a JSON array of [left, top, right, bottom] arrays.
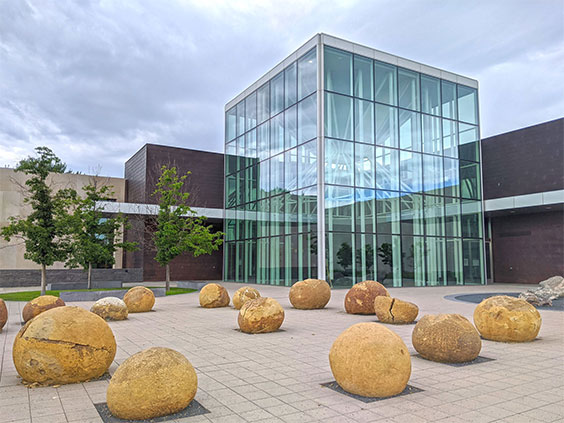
[[94, 400, 210, 422], [320, 381, 424, 403]]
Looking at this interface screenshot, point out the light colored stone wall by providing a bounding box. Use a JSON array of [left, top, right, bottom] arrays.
[[0, 168, 126, 270]]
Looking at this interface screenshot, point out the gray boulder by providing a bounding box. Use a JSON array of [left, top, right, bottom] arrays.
[[519, 276, 564, 306]]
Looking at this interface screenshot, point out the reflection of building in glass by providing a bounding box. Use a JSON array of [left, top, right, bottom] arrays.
[[224, 34, 485, 287]]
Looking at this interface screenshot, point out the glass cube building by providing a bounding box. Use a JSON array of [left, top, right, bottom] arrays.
[[224, 34, 485, 288]]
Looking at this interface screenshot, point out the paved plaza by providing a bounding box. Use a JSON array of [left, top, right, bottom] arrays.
[[1, 283, 563, 423]]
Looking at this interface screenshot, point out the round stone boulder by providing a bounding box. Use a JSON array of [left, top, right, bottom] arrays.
[[13, 306, 116, 385], [22, 295, 65, 323], [199, 283, 230, 308], [374, 297, 419, 324], [474, 295, 541, 342], [344, 280, 389, 315], [412, 314, 481, 363], [123, 286, 155, 313], [90, 297, 128, 321], [107, 347, 198, 420], [238, 297, 284, 334], [0, 298, 7, 331], [289, 279, 331, 310], [329, 322, 411, 397], [233, 286, 261, 310]]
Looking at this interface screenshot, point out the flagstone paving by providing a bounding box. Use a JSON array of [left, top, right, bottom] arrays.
[[1, 283, 563, 422]]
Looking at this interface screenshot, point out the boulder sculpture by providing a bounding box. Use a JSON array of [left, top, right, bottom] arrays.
[[0, 298, 7, 330], [199, 283, 230, 308], [123, 286, 155, 313], [289, 279, 331, 310], [344, 280, 389, 314], [374, 297, 418, 324], [412, 314, 481, 363], [22, 295, 65, 323], [13, 306, 116, 385], [233, 286, 261, 310], [90, 297, 128, 321], [474, 295, 541, 342], [107, 347, 198, 420], [329, 322, 411, 397], [518, 276, 564, 306], [238, 297, 284, 334]]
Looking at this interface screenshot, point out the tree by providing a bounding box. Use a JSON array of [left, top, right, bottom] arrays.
[[66, 183, 137, 289], [153, 165, 223, 292], [1, 147, 74, 295], [336, 242, 353, 274]]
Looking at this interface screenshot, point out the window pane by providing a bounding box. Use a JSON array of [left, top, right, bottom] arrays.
[[461, 199, 483, 238], [225, 141, 237, 175], [285, 62, 297, 107], [423, 154, 443, 195], [376, 190, 400, 234], [236, 136, 245, 171], [354, 99, 374, 143], [446, 238, 463, 285], [424, 195, 444, 237], [298, 140, 317, 188], [426, 237, 446, 286], [257, 121, 269, 161], [354, 143, 375, 188], [270, 195, 284, 237], [245, 92, 257, 130], [325, 138, 354, 186], [459, 123, 480, 162], [460, 160, 481, 199], [421, 75, 440, 116], [298, 48, 317, 100], [284, 149, 298, 192], [441, 80, 457, 120], [326, 232, 354, 287], [399, 110, 421, 151], [271, 72, 284, 117], [458, 85, 478, 124], [355, 189, 376, 233], [226, 107, 236, 141], [375, 104, 398, 147], [285, 192, 298, 235], [402, 235, 425, 286], [325, 92, 353, 140], [355, 233, 377, 283], [374, 61, 397, 105], [463, 239, 484, 284], [236, 101, 245, 136], [270, 113, 284, 156], [442, 119, 458, 158], [257, 199, 269, 238], [444, 157, 460, 197], [325, 185, 355, 232], [422, 115, 442, 154], [377, 233, 402, 287], [400, 193, 424, 236], [376, 147, 399, 191], [245, 165, 257, 203], [257, 83, 270, 124], [285, 104, 297, 150], [398, 68, 420, 111], [324, 46, 352, 95], [298, 186, 317, 234], [399, 151, 422, 192], [226, 174, 236, 208], [354, 55, 373, 100], [298, 94, 317, 143], [258, 159, 269, 198], [445, 196, 461, 237], [270, 154, 284, 196], [245, 129, 257, 168]]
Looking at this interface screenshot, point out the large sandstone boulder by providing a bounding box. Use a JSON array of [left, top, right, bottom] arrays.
[[22, 295, 65, 323], [107, 347, 197, 420], [474, 295, 541, 342], [329, 322, 411, 397], [519, 276, 564, 306], [0, 299, 7, 331], [238, 297, 284, 334], [199, 283, 230, 308], [13, 306, 116, 385], [90, 297, 128, 321], [344, 280, 389, 315], [233, 286, 261, 310], [289, 279, 331, 310], [374, 297, 418, 324], [412, 314, 481, 363], [123, 286, 155, 313]]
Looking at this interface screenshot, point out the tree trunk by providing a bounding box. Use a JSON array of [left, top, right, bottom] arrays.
[[87, 262, 92, 290], [165, 263, 170, 292], [40, 264, 47, 295]]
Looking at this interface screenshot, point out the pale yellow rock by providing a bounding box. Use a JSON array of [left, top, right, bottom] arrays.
[[374, 297, 419, 324], [0, 298, 7, 330], [344, 280, 389, 315], [107, 347, 197, 420], [412, 314, 481, 363], [22, 295, 65, 322], [233, 286, 261, 310], [329, 322, 411, 397], [199, 283, 230, 308], [238, 297, 284, 334], [123, 286, 155, 313], [13, 306, 116, 385], [474, 295, 541, 342], [289, 279, 331, 310], [90, 297, 128, 321]]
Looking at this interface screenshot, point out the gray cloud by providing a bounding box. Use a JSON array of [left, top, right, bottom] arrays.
[[0, 0, 562, 176]]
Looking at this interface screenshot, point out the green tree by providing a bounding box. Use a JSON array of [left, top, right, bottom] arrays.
[[1, 147, 74, 295], [336, 242, 353, 273], [66, 183, 137, 289], [153, 166, 223, 292]]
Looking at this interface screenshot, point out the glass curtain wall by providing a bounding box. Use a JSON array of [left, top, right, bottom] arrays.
[[225, 48, 318, 286], [323, 45, 484, 287]]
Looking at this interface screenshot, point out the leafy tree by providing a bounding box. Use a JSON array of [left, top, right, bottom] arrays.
[[1, 147, 74, 295], [152, 166, 223, 292], [336, 242, 353, 273], [66, 183, 137, 289]]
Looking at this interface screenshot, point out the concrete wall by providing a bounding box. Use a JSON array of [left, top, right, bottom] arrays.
[[0, 268, 143, 288]]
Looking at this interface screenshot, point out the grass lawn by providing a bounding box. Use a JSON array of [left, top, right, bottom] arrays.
[[0, 287, 196, 302]]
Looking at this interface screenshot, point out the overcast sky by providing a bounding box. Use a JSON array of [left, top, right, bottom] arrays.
[[1, 0, 562, 177]]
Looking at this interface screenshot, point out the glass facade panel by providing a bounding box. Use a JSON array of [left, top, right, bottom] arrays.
[[354, 55, 373, 100], [422, 115, 442, 154], [376, 190, 400, 234], [354, 143, 375, 188], [298, 140, 317, 188], [399, 151, 423, 193], [377, 234, 401, 287], [298, 48, 317, 100], [270, 72, 284, 117], [325, 185, 354, 232], [245, 92, 257, 131], [374, 61, 397, 105], [354, 99, 374, 143], [421, 75, 440, 116], [325, 92, 353, 140], [423, 154, 443, 195], [226, 107, 236, 141], [458, 85, 478, 124], [460, 160, 481, 199], [355, 189, 375, 233], [270, 113, 284, 156], [326, 138, 354, 186], [400, 193, 424, 236], [399, 110, 421, 151], [375, 104, 398, 147], [327, 232, 354, 287], [285, 105, 297, 149], [324, 46, 352, 95], [401, 236, 425, 286], [236, 101, 245, 137], [285, 62, 297, 107], [398, 68, 420, 111], [459, 123, 480, 162], [441, 80, 457, 120], [355, 233, 377, 282], [257, 83, 269, 124], [443, 119, 458, 158], [298, 94, 317, 143], [376, 147, 399, 191]]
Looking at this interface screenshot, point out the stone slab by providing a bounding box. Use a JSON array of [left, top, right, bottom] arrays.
[[177, 281, 208, 290], [320, 381, 423, 403], [94, 400, 210, 422], [60, 288, 166, 302], [47, 281, 123, 290]]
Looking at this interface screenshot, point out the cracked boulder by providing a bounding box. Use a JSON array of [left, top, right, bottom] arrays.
[[233, 286, 261, 310], [123, 286, 155, 313], [344, 280, 389, 315], [13, 306, 116, 385], [22, 295, 65, 323], [238, 297, 284, 334], [199, 283, 230, 308], [374, 297, 418, 324], [0, 299, 7, 330], [412, 314, 481, 363], [289, 279, 331, 310], [107, 347, 197, 420], [518, 275, 564, 306], [329, 322, 411, 397], [474, 295, 541, 342], [90, 297, 128, 321]]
